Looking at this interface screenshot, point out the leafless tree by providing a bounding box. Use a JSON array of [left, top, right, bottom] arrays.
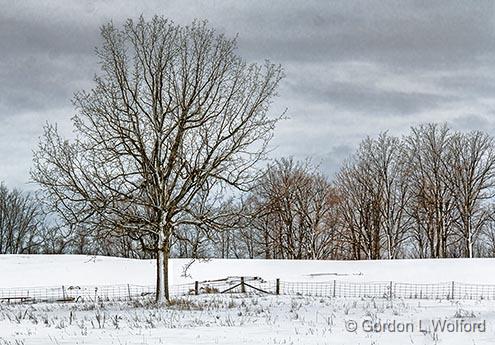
[[448, 131, 495, 257], [172, 193, 242, 259], [335, 133, 411, 259], [336, 125, 495, 259], [31, 17, 283, 303], [0, 183, 45, 254], [479, 211, 495, 257], [370, 134, 413, 259], [247, 158, 340, 260], [405, 124, 456, 258]]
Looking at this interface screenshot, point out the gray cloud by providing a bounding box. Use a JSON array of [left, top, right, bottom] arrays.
[[1, 0, 495, 187], [451, 114, 492, 132], [286, 78, 454, 116], [0, 10, 97, 116], [233, 1, 495, 69]]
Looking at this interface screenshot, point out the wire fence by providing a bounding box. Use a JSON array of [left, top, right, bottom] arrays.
[[2, 278, 495, 303], [0, 283, 193, 303], [280, 280, 495, 300]]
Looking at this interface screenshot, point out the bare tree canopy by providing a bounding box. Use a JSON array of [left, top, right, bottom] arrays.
[[31, 16, 284, 303], [335, 124, 495, 259], [448, 131, 495, 257], [0, 183, 44, 254], [244, 158, 341, 260], [336, 133, 412, 260]]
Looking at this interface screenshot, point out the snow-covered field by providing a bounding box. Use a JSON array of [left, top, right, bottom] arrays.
[[2, 254, 495, 344], [0, 294, 494, 344], [2, 254, 495, 287]]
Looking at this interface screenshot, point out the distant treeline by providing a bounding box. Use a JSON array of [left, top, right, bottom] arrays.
[[2, 123, 495, 260]]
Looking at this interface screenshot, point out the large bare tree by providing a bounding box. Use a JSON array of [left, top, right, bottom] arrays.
[[31, 17, 283, 303]]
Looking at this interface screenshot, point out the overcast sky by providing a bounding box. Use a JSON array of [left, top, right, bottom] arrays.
[[1, 0, 495, 189]]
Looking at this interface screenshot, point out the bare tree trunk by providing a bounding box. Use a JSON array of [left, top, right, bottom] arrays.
[[162, 242, 170, 301], [467, 220, 473, 258], [156, 230, 166, 304]]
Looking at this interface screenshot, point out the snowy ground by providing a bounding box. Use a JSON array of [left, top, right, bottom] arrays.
[[2, 255, 495, 344], [0, 293, 494, 344], [2, 254, 495, 287]]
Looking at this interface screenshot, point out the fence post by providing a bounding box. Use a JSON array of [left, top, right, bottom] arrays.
[[451, 281, 455, 300], [62, 285, 66, 301], [127, 284, 132, 300], [240, 277, 246, 293], [389, 281, 393, 300], [333, 280, 336, 298], [276, 279, 280, 295], [195, 281, 199, 295]]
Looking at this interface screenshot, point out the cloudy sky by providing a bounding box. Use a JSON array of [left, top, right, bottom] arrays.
[[1, 0, 495, 188]]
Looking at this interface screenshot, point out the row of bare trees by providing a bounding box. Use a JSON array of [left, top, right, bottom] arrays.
[[8, 123, 494, 260], [337, 124, 495, 259], [170, 124, 495, 261], [0, 183, 155, 257], [6, 123, 495, 260], [243, 158, 340, 259]]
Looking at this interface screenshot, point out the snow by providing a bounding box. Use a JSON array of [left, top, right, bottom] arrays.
[[1, 254, 495, 288], [0, 294, 494, 344], [2, 255, 495, 344]]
